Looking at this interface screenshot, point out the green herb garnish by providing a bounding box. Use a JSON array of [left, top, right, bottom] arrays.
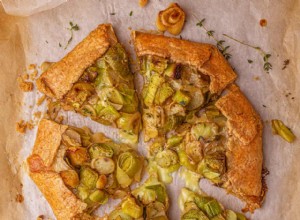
[[195, 16, 273, 72], [223, 34, 272, 73], [207, 30, 215, 37], [195, 16, 231, 60], [129, 11, 133, 16], [62, 22, 80, 50]]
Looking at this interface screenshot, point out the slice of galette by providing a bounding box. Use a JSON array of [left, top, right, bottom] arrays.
[[132, 31, 236, 142], [27, 119, 144, 220], [102, 175, 169, 220], [37, 24, 140, 144], [132, 31, 266, 212], [179, 188, 247, 220]]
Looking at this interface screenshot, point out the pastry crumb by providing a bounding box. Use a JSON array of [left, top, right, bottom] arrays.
[[46, 97, 52, 105], [27, 120, 35, 130], [260, 19, 267, 27], [56, 115, 64, 123], [34, 111, 42, 119], [30, 69, 38, 80], [253, 76, 260, 81], [22, 73, 29, 80], [15, 194, 24, 203], [18, 77, 34, 92], [16, 120, 35, 134], [37, 95, 46, 106], [37, 215, 45, 220], [139, 0, 148, 7], [28, 64, 37, 70], [16, 120, 27, 133]]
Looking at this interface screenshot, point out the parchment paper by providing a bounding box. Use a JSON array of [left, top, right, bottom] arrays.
[[1, 0, 299, 219]]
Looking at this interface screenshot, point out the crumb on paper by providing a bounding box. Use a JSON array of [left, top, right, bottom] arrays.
[[22, 73, 29, 80], [46, 97, 52, 105], [34, 111, 42, 119], [27, 120, 34, 130], [139, 0, 148, 7], [37, 215, 44, 220], [37, 95, 46, 106], [18, 77, 34, 92], [28, 64, 37, 70], [253, 76, 260, 81], [15, 194, 24, 203], [260, 19, 267, 27], [16, 120, 27, 133], [56, 115, 64, 123], [30, 69, 38, 80], [16, 120, 34, 134]]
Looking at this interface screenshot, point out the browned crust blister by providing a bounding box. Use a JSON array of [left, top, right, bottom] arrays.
[[37, 24, 118, 99], [27, 119, 91, 220], [215, 84, 265, 212], [132, 31, 237, 94]]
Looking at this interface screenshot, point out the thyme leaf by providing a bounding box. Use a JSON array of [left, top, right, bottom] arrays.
[[196, 18, 206, 27], [129, 11, 133, 16], [223, 34, 272, 73], [248, 59, 253, 63], [62, 22, 80, 50], [207, 30, 215, 37], [194, 16, 232, 60]]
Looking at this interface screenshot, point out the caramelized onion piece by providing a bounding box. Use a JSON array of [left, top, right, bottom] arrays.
[[60, 170, 79, 188]]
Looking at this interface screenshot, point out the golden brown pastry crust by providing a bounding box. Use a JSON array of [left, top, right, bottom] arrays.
[[26, 119, 93, 220], [31, 119, 68, 167], [132, 31, 236, 94], [37, 24, 118, 99], [29, 171, 87, 220], [215, 84, 265, 212]]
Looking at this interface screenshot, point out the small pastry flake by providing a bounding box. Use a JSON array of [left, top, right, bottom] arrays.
[[139, 0, 148, 7], [156, 3, 185, 35]]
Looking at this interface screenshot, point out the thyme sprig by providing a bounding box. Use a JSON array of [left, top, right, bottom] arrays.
[[194, 16, 273, 73], [63, 22, 80, 50], [195, 17, 232, 60], [223, 34, 272, 73]]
